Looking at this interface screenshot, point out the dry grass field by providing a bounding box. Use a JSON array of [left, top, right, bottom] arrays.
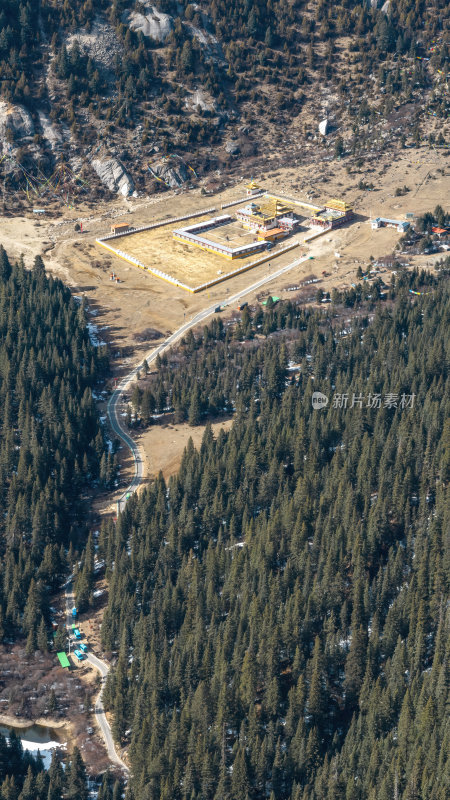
[[203, 219, 256, 246], [0, 146, 447, 359], [106, 205, 289, 289], [0, 145, 447, 539], [111, 215, 263, 287], [139, 417, 234, 482]]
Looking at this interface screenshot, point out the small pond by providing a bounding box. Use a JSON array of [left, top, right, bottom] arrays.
[[0, 721, 66, 768]]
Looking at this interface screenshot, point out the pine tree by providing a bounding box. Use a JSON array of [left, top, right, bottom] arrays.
[[18, 766, 35, 800], [344, 625, 368, 711], [231, 747, 250, 800], [0, 247, 12, 282], [37, 617, 48, 653], [307, 637, 325, 728], [188, 387, 201, 426], [66, 747, 87, 800], [33, 255, 45, 277], [181, 40, 194, 75], [25, 627, 36, 656]]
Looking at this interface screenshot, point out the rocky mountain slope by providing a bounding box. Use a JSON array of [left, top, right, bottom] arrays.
[[0, 0, 448, 208]]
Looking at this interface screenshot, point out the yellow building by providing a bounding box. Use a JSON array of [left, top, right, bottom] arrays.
[[236, 198, 296, 232], [309, 199, 353, 230], [257, 228, 288, 242], [325, 199, 353, 214], [245, 180, 262, 196]]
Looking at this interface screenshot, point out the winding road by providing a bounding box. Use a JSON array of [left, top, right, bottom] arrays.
[[68, 250, 309, 770], [110, 252, 310, 511], [65, 582, 129, 772]]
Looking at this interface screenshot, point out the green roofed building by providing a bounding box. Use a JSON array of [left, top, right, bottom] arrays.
[[57, 652, 70, 669]]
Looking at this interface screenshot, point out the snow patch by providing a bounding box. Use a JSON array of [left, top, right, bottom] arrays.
[[20, 739, 65, 770], [87, 322, 107, 347]]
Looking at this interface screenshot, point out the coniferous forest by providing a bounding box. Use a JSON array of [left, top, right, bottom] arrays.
[[0, 246, 109, 645], [0, 0, 448, 204], [0, 239, 447, 799], [100, 273, 449, 800], [0, 735, 95, 800]]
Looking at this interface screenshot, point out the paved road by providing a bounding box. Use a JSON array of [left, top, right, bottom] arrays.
[[57, 251, 309, 771], [110, 252, 310, 511], [65, 583, 129, 772], [107, 388, 144, 513], [79, 251, 310, 763]]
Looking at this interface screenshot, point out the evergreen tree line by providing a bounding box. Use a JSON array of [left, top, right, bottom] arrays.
[[99, 276, 449, 799], [1, 1, 448, 147], [0, 736, 103, 800], [0, 247, 112, 644], [415, 204, 450, 232], [129, 267, 440, 428]]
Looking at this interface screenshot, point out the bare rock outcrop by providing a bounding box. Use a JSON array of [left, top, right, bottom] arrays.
[[125, 4, 173, 42], [0, 101, 34, 141], [66, 18, 123, 71], [150, 159, 190, 188], [185, 89, 217, 113], [91, 157, 135, 196], [38, 111, 63, 149], [184, 23, 227, 66]]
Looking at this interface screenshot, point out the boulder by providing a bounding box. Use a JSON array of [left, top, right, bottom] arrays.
[[151, 159, 189, 188], [225, 140, 240, 155], [0, 101, 34, 140], [91, 158, 134, 196], [185, 89, 216, 113], [319, 118, 329, 136], [126, 5, 173, 43]]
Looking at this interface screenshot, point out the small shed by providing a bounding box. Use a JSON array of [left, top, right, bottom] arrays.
[[57, 652, 70, 669], [257, 228, 287, 242], [110, 222, 130, 234], [431, 227, 447, 238]]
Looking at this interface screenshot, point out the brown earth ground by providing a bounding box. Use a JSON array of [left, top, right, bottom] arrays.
[[0, 147, 447, 351], [0, 146, 448, 771], [0, 644, 114, 775], [111, 207, 284, 289], [1, 147, 448, 496], [138, 416, 234, 483]]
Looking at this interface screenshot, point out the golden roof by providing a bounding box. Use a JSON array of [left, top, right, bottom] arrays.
[[257, 198, 292, 216], [326, 199, 352, 213]]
